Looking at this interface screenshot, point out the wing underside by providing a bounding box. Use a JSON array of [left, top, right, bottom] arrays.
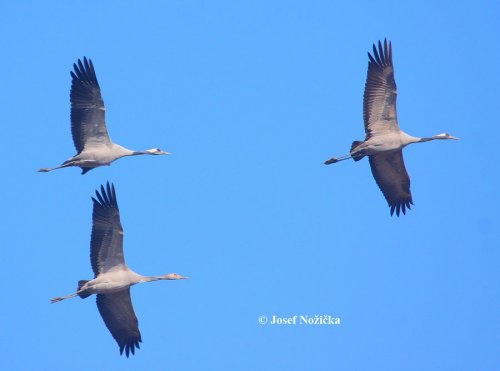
[[70, 57, 111, 153], [368, 151, 413, 216], [90, 182, 126, 276], [363, 39, 399, 138], [96, 289, 142, 357]]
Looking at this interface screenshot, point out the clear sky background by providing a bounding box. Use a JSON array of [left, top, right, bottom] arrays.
[[1, 1, 499, 370]]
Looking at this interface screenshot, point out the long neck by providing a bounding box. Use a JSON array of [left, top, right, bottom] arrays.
[[399, 132, 422, 147], [139, 275, 178, 283], [418, 137, 437, 143], [418, 134, 451, 143], [111, 144, 135, 157], [138, 276, 161, 283]]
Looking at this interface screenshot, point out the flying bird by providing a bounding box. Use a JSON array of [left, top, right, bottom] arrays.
[[324, 39, 458, 216], [51, 182, 187, 357], [38, 58, 170, 174]]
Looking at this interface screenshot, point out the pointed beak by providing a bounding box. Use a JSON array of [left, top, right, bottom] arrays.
[[178, 275, 188, 279], [160, 151, 172, 155], [450, 136, 459, 140]]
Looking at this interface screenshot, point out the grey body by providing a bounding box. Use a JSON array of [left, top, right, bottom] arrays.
[[79, 269, 147, 295], [353, 131, 420, 156], [325, 39, 457, 216]]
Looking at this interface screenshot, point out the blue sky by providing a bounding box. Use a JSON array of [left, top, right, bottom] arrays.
[[1, 1, 499, 370]]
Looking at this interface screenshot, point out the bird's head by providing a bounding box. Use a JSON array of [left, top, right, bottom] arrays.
[[146, 148, 171, 155], [161, 273, 188, 280], [433, 133, 459, 140]]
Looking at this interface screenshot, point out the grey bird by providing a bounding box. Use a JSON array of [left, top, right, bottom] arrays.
[[51, 182, 187, 356], [325, 39, 458, 216], [38, 58, 169, 175]]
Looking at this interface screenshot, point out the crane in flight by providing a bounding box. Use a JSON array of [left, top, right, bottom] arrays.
[[38, 58, 169, 174], [325, 39, 458, 216], [51, 182, 187, 357]]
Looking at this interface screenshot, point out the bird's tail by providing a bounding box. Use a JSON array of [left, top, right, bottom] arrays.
[[77, 280, 91, 299], [350, 141, 365, 161]]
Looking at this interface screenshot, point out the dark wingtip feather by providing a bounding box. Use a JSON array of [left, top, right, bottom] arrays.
[[101, 184, 109, 204], [77, 59, 85, 76], [372, 43, 381, 65], [110, 183, 118, 208], [93, 182, 117, 209], [119, 338, 142, 357], [367, 52, 375, 65], [368, 38, 392, 68], [106, 182, 112, 205], [389, 199, 413, 217], [71, 57, 99, 87], [83, 57, 90, 71], [95, 188, 105, 206]]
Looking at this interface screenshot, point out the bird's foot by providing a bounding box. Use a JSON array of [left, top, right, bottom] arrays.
[[50, 297, 63, 304], [324, 158, 339, 165]]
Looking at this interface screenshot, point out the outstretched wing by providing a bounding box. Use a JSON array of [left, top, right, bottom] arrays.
[[70, 57, 111, 153], [90, 182, 126, 276], [368, 151, 413, 216], [96, 290, 142, 357], [363, 39, 399, 138]]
